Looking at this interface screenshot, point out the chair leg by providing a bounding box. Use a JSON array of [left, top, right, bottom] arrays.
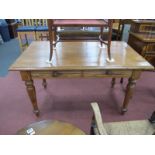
[[53, 27, 57, 48], [107, 20, 113, 60], [17, 33, 23, 52], [49, 28, 54, 60], [25, 34, 29, 47], [48, 19, 60, 61], [42, 79, 47, 89], [40, 33, 43, 41], [100, 26, 103, 47], [35, 32, 39, 40], [33, 32, 37, 41]]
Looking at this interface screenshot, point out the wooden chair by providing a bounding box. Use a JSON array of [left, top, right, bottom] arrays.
[[17, 19, 48, 86], [47, 19, 113, 62], [90, 102, 108, 135], [90, 102, 155, 135], [17, 19, 37, 51], [35, 19, 49, 41]]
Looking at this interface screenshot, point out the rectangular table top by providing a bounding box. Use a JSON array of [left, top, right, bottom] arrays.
[[10, 41, 154, 71]]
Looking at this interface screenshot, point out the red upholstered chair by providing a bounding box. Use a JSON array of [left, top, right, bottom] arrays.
[[47, 19, 113, 62]]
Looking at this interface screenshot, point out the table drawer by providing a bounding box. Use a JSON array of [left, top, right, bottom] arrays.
[[31, 71, 81, 78], [107, 70, 132, 76], [31, 70, 132, 78], [83, 70, 132, 77]]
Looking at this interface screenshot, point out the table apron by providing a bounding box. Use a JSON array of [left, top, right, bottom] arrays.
[[30, 70, 133, 79]]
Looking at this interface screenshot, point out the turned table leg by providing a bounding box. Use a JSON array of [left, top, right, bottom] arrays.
[[121, 71, 141, 114], [25, 80, 39, 116], [111, 78, 116, 88], [120, 78, 124, 84], [20, 71, 39, 116], [42, 78, 47, 89]]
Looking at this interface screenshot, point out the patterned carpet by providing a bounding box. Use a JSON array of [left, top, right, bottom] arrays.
[[0, 71, 155, 134]]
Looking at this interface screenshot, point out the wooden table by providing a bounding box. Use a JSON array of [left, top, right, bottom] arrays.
[[10, 41, 154, 116], [17, 120, 85, 135]]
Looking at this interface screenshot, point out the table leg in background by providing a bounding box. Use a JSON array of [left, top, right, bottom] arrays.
[[121, 71, 141, 114]]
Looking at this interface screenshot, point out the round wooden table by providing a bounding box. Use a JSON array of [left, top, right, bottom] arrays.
[[17, 120, 85, 135]]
